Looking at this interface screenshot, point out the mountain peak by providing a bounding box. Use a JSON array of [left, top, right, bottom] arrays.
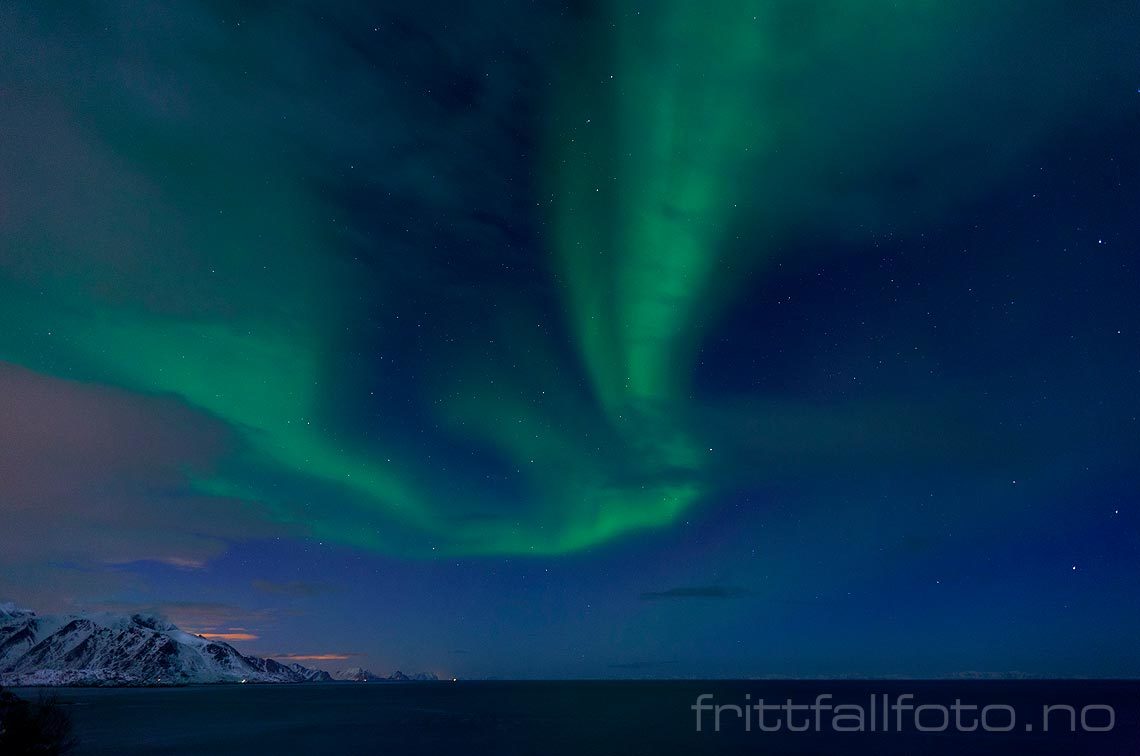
[[0, 602, 35, 620]]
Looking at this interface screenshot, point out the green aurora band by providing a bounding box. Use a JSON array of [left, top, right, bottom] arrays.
[[0, 1, 1128, 556]]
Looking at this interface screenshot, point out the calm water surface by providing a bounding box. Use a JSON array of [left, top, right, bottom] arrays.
[[19, 680, 1140, 755]]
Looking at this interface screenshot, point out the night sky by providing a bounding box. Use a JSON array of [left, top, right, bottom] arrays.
[[1, 1, 1138, 678]]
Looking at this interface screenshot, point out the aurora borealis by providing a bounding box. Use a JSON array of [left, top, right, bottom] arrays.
[[2, 1, 1139, 677]]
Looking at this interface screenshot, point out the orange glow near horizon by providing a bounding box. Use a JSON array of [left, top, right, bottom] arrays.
[[197, 632, 259, 641]]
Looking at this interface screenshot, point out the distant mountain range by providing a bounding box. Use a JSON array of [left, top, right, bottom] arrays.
[[331, 666, 438, 682], [0, 603, 436, 686]]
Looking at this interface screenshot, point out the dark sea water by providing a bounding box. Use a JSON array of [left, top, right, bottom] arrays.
[[20, 680, 1140, 755]]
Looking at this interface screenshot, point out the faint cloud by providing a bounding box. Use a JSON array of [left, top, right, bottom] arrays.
[[0, 364, 289, 602], [272, 653, 359, 662], [84, 600, 276, 637], [639, 585, 750, 601], [251, 579, 333, 598], [0, 564, 146, 614], [122, 557, 209, 571], [608, 660, 679, 670]]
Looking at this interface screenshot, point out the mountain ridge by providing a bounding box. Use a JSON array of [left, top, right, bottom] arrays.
[[331, 666, 438, 682], [0, 602, 332, 686]]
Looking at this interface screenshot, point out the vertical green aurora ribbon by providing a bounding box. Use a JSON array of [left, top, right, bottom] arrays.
[[551, 2, 769, 416]]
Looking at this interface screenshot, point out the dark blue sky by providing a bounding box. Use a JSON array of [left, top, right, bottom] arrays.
[[0, 1, 1138, 677]]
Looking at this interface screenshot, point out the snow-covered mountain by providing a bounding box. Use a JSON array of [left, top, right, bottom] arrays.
[[400, 671, 440, 682], [332, 667, 439, 682], [0, 603, 332, 686], [331, 666, 379, 682]]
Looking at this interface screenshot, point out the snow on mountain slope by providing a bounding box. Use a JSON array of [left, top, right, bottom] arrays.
[[0, 605, 332, 686], [288, 662, 335, 682]]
